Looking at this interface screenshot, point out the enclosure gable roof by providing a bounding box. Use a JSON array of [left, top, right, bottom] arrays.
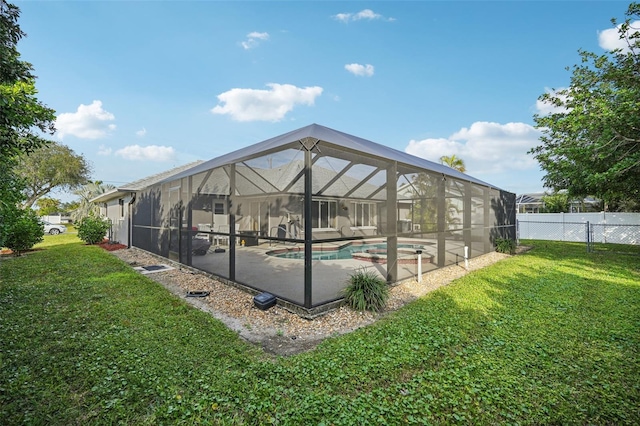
[[162, 124, 499, 189]]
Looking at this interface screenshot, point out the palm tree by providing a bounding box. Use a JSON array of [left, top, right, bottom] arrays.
[[439, 154, 466, 173], [70, 180, 115, 222]]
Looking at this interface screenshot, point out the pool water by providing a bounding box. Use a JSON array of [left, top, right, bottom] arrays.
[[270, 243, 426, 261]]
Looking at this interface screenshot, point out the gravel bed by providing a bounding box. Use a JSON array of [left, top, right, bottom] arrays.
[[110, 248, 516, 356]]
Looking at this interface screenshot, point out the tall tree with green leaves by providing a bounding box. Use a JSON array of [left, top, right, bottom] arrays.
[[531, 2, 640, 211], [541, 192, 570, 213], [439, 154, 466, 173], [410, 173, 438, 232], [0, 0, 55, 156], [15, 141, 91, 209], [36, 197, 62, 216], [0, 0, 55, 248], [409, 173, 462, 232]]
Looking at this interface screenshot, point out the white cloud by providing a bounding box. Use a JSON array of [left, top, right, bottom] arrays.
[[135, 127, 147, 137], [241, 31, 270, 49], [535, 87, 570, 115], [55, 100, 116, 140], [211, 83, 323, 122], [97, 145, 112, 156], [114, 145, 176, 161], [598, 20, 640, 52], [345, 63, 375, 77], [333, 9, 395, 23], [405, 121, 541, 175]]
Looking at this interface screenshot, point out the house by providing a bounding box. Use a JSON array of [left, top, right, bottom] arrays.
[[122, 124, 515, 316], [90, 161, 203, 247]]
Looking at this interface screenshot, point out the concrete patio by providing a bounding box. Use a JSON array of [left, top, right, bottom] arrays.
[[191, 238, 478, 306]]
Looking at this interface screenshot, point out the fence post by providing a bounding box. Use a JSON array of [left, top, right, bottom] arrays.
[[586, 221, 590, 252], [516, 219, 520, 246]]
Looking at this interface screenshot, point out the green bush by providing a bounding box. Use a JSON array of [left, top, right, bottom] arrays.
[[495, 237, 516, 254], [342, 268, 389, 312], [76, 216, 110, 245], [2, 208, 44, 255]]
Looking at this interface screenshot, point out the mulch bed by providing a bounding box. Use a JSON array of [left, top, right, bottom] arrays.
[[97, 241, 128, 251]]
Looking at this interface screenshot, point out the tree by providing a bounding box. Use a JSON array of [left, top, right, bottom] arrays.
[[70, 181, 115, 222], [411, 173, 438, 232], [439, 154, 466, 173], [0, 156, 25, 247], [409, 173, 461, 232], [2, 208, 43, 255], [15, 140, 91, 209], [0, 0, 55, 157], [61, 200, 80, 214], [541, 192, 570, 213], [531, 3, 640, 211], [0, 1, 55, 248], [36, 197, 62, 216]]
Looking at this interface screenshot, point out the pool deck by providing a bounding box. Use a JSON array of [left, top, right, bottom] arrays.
[[191, 238, 478, 307]]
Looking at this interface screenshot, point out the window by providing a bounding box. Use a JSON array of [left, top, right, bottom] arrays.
[[311, 199, 337, 229], [351, 202, 376, 227], [118, 199, 124, 218], [214, 203, 225, 215]]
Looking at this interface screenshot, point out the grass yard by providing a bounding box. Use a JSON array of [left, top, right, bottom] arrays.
[[1, 237, 638, 424]]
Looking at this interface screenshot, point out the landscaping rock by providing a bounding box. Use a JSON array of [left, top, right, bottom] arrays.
[[110, 248, 512, 356]]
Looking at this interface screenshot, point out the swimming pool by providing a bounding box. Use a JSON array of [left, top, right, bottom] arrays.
[[267, 242, 428, 261]]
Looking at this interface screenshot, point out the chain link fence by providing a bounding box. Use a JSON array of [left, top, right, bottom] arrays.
[[587, 223, 640, 253], [517, 220, 640, 254]]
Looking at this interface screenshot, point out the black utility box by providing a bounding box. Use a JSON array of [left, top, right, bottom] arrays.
[[240, 231, 259, 247], [254, 292, 277, 310]]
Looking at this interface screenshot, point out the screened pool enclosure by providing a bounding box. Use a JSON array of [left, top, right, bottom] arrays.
[[132, 124, 515, 314]]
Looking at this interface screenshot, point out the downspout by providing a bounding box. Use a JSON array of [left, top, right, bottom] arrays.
[[127, 192, 136, 248]]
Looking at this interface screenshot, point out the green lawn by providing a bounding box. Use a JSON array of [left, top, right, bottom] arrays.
[[1, 239, 638, 424]]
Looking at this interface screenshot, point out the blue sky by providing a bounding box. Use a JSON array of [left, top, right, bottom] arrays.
[[15, 1, 630, 201]]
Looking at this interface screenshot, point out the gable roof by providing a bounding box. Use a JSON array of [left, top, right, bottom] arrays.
[[90, 160, 204, 203], [160, 124, 501, 190]]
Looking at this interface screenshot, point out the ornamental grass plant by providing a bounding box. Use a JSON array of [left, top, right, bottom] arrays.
[[342, 268, 389, 312]]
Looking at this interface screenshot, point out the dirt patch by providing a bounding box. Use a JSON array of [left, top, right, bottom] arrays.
[[0, 248, 43, 257], [111, 248, 519, 356]]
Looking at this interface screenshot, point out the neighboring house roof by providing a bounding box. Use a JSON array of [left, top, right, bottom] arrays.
[[516, 193, 544, 205], [158, 123, 502, 190], [91, 160, 204, 203], [516, 192, 601, 206]]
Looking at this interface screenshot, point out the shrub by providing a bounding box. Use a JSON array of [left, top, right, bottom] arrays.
[[342, 268, 389, 312], [2, 208, 44, 255], [77, 216, 110, 245], [495, 237, 516, 255]]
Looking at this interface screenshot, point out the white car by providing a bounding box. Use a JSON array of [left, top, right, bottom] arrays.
[[42, 221, 67, 235]]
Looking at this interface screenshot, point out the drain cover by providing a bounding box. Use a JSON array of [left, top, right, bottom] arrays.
[[143, 265, 167, 271], [186, 290, 210, 298], [134, 264, 175, 274]]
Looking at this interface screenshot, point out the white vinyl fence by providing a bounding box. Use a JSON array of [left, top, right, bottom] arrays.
[[517, 213, 640, 246], [40, 214, 72, 224]]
